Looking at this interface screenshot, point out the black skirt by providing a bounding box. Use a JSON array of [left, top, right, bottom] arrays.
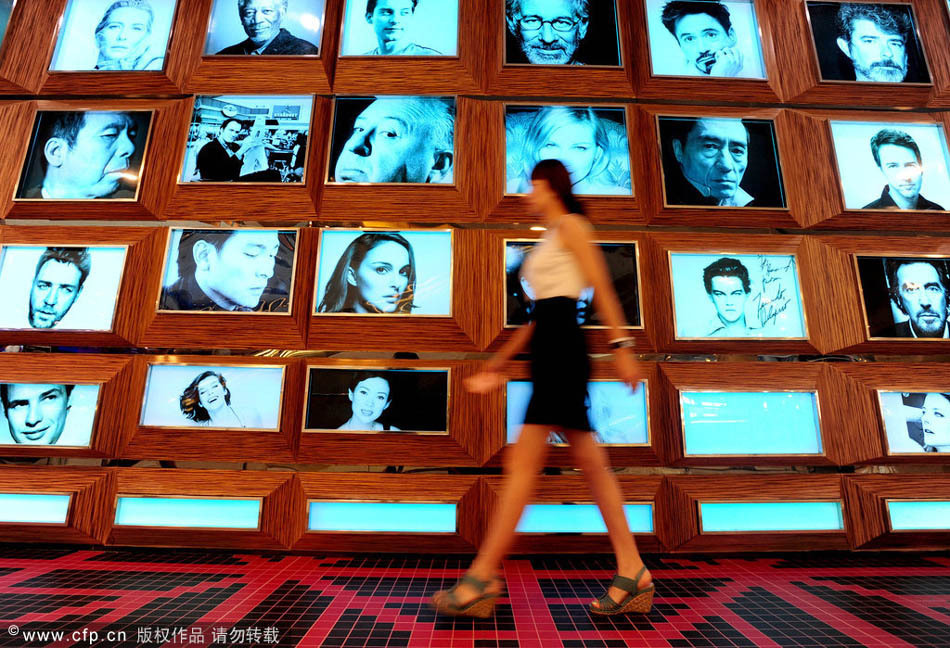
[[523, 297, 592, 432]]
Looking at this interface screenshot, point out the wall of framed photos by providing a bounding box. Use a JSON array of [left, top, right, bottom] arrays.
[[0, 0, 948, 552]]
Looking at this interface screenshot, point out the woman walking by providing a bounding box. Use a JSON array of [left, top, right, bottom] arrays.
[[431, 159, 654, 618]]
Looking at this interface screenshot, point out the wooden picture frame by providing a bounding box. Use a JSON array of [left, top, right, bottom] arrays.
[[0, 0, 59, 94], [843, 474, 950, 549]]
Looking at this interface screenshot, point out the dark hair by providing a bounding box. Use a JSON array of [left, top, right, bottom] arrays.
[[367, 0, 417, 14], [661, 1, 732, 37], [317, 232, 417, 313], [179, 371, 231, 423], [885, 258, 950, 308], [1, 383, 74, 412], [220, 118, 243, 132], [350, 371, 392, 394], [34, 247, 92, 289], [703, 257, 751, 294], [37, 113, 86, 172], [870, 128, 921, 167], [836, 3, 910, 43], [530, 159, 585, 215], [175, 230, 236, 282]]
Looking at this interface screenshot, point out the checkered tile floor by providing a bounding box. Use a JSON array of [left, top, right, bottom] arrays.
[[0, 548, 947, 647]]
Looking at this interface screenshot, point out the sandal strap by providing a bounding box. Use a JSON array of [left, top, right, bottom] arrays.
[[459, 573, 492, 593], [610, 565, 649, 595]]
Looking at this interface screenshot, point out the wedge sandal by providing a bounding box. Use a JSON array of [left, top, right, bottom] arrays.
[[431, 573, 501, 618], [589, 565, 655, 616]]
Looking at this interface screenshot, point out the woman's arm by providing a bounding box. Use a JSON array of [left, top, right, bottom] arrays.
[[484, 322, 536, 372]]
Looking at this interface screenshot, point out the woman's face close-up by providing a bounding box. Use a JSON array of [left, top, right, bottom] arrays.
[[97, 7, 151, 60], [920, 393, 950, 451], [538, 120, 598, 184], [348, 377, 391, 425], [197, 375, 227, 415], [351, 241, 411, 313]]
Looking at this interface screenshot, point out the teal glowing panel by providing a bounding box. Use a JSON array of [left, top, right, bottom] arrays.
[[681, 391, 822, 455], [516, 504, 653, 533], [308, 502, 456, 532], [888, 501, 950, 530], [700, 502, 843, 532], [0, 493, 70, 524], [114, 497, 260, 529]]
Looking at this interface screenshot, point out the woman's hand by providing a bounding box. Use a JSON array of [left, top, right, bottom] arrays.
[[612, 347, 644, 389], [465, 370, 506, 394]]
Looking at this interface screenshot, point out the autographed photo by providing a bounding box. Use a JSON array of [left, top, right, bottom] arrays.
[[0, 245, 127, 331], [340, 0, 457, 56], [644, 0, 766, 79], [879, 391, 950, 454], [670, 252, 806, 339], [830, 121, 950, 211], [855, 255, 950, 339], [204, 0, 324, 55], [805, 2, 930, 84], [328, 96, 456, 184], [657, 115, 786, 208], [304, 367, 448, 434], [181, 95, 312, 184], [506, 240, 641, 327], [15, 110, 152, 200], [314, 229, 452, 315], [505, 105, 632, 196], [504, 0, 620, 66], [507, 380, 648, 445], [140, 364, 284, 430], [49, 0, 177, 71], [0, 383, 100, 447]]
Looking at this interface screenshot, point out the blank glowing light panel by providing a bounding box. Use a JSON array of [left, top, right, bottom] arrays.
[[0, 493, 70, 524], [681, 391, 822, 455], [114, 497, 261, 529], [516, 504, 653, 533], [887, 501, 950, 531], [700, 502, 844, 532], [308, 502, 457, 532]]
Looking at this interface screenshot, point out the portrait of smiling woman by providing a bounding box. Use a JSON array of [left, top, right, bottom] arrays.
[[336, 373, 400, 431], [178, 371, 263, 429]]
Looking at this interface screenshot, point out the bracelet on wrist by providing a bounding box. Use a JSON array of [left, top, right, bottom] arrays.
[[608, 336, 636, 351]]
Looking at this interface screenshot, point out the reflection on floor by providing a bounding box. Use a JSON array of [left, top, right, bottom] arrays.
[[0, 547, 947, 647]]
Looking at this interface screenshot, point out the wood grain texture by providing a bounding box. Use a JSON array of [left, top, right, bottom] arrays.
[[292, 473, 480, 552], [295, 358, 499, 466], [923, 0, 950, 106], [661, 474, 848, 552], [481, 475, 665, 553], [307, 228, 483, 351], [0, 0, 60, 94], [843, 475, 950, 549], [0, 102, 39, 221]]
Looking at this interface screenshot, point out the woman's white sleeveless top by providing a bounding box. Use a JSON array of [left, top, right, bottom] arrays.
[[521, 223, 588, 300]]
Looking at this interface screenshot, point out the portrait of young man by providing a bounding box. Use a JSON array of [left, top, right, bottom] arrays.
[[504, 0, 620, 66], [645, 0, 767, 79], [205, 0, 323, 55], [805, 2, 930, 84], [658, 115, 786, 208], [0, 383, 92, 446], [16, 110, 152, 200], [159, 228, 296, 313], [329, 96, 455, 184], [863, 129, 944, 210], [340, 0, 455, 56], [857, 256, 950, 339]]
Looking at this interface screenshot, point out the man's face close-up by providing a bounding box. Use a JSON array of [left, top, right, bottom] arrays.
[[673, 12, 735, 74], [49, 112, 137, 199], [239, 0, 284, 44], [29, 259, 82, 329], [368, 0, 414, 50], [201, 231, 280, 309], [96, 7, 151, 60], [878, 143, 922, 204], [3, 384, 70, 445], [335, 100, 435, 182], [511, 0, 588, 65], [896, 262, 948, 336], [673, 118, 748, 202], [839, 18, 908, 82], [709, 274, 748, 324], [220, 120, 242, 145]]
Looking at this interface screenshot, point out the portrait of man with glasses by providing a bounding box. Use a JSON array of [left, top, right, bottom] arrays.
[[504, 0, 621, 66]]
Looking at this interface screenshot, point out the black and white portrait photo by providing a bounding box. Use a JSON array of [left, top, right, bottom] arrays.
[[140, 364, 284, 429], [0, 383, 100, 447], [340, 0, 457, 56], [0, 245, 127, 331], [314, 229, 451, 315], [49, 0, 177, 71], [329, 96, 455, 184], [504, 0, 620, 66], [657, 115, 786, 208], [505, 105, 632, 196], [180, 95, 312, 183], [856, 256, 950, 339], [645, 0, 767, 79], [15, 110, 152, 200], [879, 391, 950, 453], [204, 0, 323, 55], [0, 1, 13, 48], [669, 253, 807, 338], [304, 367, 449, 434], [158, 228, 297, 314], [505, 240, 640, 327], [805, 2, 930, 84], [830, 121, 950, 211]]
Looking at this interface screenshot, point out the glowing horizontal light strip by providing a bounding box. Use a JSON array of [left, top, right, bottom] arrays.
[[888, 501, 950, 531], [308, 502, 457, 532], [700, 502, 843, 532], [0, 494, 70, 524], [114, 497, 260, 529], [517, 504, 653, 533]]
